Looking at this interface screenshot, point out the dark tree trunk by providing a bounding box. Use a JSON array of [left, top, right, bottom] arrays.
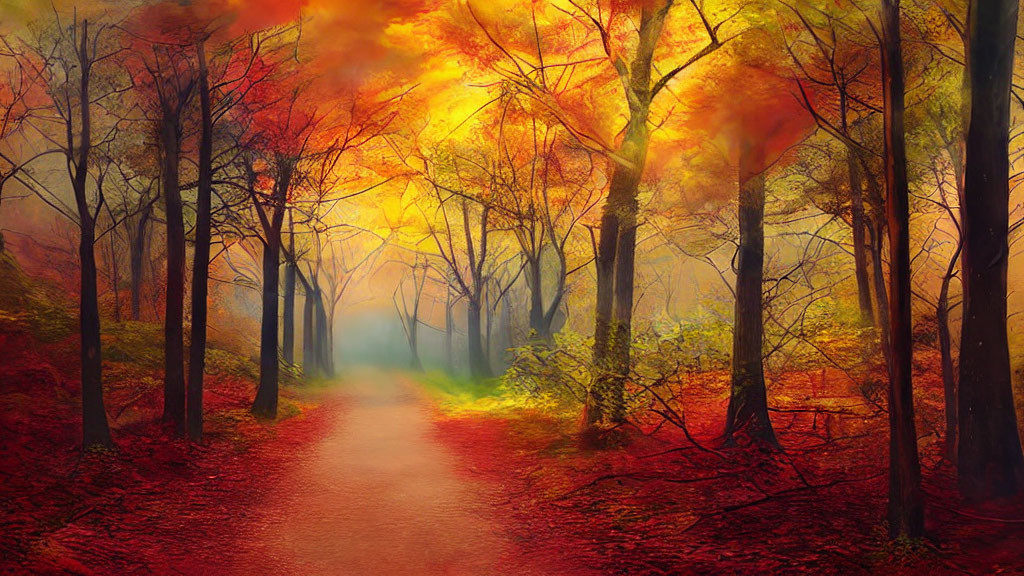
[[958, 0, 1024, 500], [467, 297, 492, 379], [608, 199, 639, 422], [108, 232, 121, 323], [541, 247, 568, 342], [586, 130, 646, 430], [937, 253, 959, 461], [584, 203, 619, 430], [527, 256, 545, 339], [408, 316, 422, 371], [251, 162, 291, 418], [313, 287, 332, 377], [584, 4, 675, 435], [302, 282, 316, 378], [868, 218, 893, 371], [73, 20, 111, 449], [847, 148, 874, 325], [186, 41, 212, 441], [484, 288, 493, 366], [80, 221, 111, 448], [160, 100, 186, 436], [283, 261, 296, 365], [282, 215, 296, 365], [881, 0, 924, 539], [724, 141, 776, 446], [252, 236, 281, 418], [129, 205, 151, 321], [445, 291, 454, 373]]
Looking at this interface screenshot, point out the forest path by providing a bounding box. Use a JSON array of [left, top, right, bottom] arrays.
[[229, 368, 551, 575]]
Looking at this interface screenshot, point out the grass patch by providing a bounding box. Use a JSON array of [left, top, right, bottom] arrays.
[[0, 251, 73, 342], [102, 321, 165, 368], [415, 370, 545, 416]]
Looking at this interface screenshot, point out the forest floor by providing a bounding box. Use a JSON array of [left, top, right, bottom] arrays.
[[4, 248, 1024, 575], [428, 365, 1024, 575]]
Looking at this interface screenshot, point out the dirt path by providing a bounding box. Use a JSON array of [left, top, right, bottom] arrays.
[[229, 369, 557, 575]]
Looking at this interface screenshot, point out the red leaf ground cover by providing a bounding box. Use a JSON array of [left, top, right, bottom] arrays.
[[0, 319, 341, 575], [430, 361, 1024, 575]]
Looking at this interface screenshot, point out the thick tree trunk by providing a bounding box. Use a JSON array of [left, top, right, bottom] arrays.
[[724, 141, 776, 446], [584, 204, 619, 430], [583, 4, 674, 435], [80, 220, 112, 448], [252, 237, 281, 418], [881, 0, 924, 539], [186, 41, 212, 441], [251, 160, 291, 416], [467, 297, 491, 379], [847, 148, 874, 325], [586, 126, 647, 430], [160, 106, 186, 436], [958, 0, 1024, 500]]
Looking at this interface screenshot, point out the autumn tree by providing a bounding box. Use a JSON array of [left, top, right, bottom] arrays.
[[15, 15, 131, 448], [464, 0, 738, 427], [880, 0, 923, 539], [128, 14, 199, 434], [957, 0, 1024, 500]]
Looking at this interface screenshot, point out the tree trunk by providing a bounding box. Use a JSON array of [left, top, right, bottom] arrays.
[[881, 0, 924, 538], [847, 147, 874, 325], [467, 297, 491, 379], [314, 287, 332, 377], [283, 262, 296, 365], [587, 127, 647, 429], [725, 141, 777, 446], [160, 104, 186, 436], [252, 236, 281, 418], [80, 220, 111, 448], [129, 204, 151, 321], [958, 0, 1024, 500], [282, 216, 296, 365], [73, 20, 111, 449], [302, 282, 316, 378], [408, 313, 422, 371], [527, 256, 544, 338], [937, 264, 959, 461], [541, 245, 568, 342], [484, 287, 494, 366], [868, 218, 893, 372], [445, 291, 454, 372], [108, 231, 121, 323], [186, 40, 212, 441]]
